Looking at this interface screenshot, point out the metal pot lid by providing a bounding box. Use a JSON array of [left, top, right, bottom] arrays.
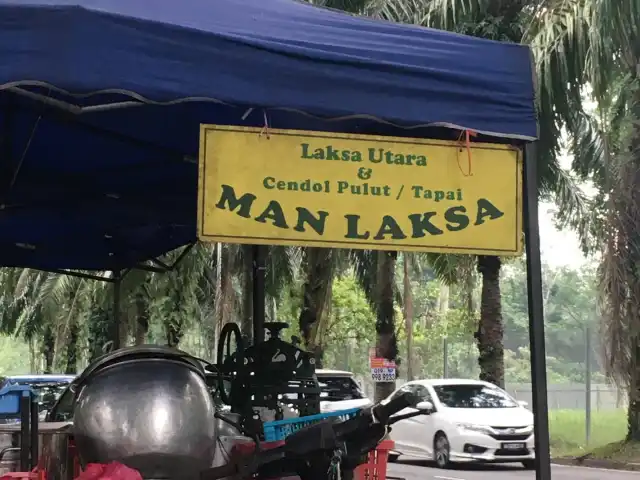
[[76, 345, 204, 387]]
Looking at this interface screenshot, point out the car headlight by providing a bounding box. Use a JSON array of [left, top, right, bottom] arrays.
[[523, 424, 534, 433], [456, 423, 492, 434]]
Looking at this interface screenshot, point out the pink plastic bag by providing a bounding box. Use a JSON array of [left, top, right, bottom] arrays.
[[0, 467, 41, 480], [73, 462, 142, 480], [0, 473, 38, 480]]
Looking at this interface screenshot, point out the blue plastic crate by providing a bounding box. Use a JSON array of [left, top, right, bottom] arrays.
[[0, 385, 32, 416], [263, 408, 360, 442]]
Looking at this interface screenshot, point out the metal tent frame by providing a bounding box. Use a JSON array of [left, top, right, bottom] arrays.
[[19, 140, 550, 479], [0, 8, 550, 479]]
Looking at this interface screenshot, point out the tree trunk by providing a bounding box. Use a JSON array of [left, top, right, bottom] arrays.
[[241, 245, 253, 344], [42, 324, 54, 373], [65, 319, 79, 374], [439, 283, 450, 376], [88, 305, 112, 361], [375, 251, 398, 402], [299, 247, 334, 350], [628, 338, 640, 440], [626, 87, 640, 441], [214, 244, 234, 345], [214, 243, 224, 346], [476, 255, 505, 388], [135, 292, 149, 345], [312, 345, 325, 369], [165, 321, 184, 347], [402, 253, 414, 381], [119, 314, 129, 348], [29, 339, 36, 373]]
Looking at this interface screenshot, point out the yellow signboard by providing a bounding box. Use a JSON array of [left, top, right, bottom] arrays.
[[198, 126, 522, 256]]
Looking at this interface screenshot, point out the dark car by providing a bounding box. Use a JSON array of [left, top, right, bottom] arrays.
[[0, 374, 75, 423], [315, 369, 371, 412]]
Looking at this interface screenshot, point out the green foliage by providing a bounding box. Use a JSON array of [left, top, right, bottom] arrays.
[[316, 257, 602, 385], [501, 259, 602, 383], [280, 273, 376, 376], [323, 275, 375, 375], [0, 251, 602, 387], [0, 335, 31, 375]]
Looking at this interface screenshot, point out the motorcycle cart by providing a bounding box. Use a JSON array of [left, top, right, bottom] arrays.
[[0, 322, 402, 480]]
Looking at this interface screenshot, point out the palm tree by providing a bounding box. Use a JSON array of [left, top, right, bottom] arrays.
[[298, 247, 336, 362], [0, 239, 302, 371], [402, 252, 415, 381], [0, 268, 96, 372], [349, 249, 399, 400], [476, 256, 504, 386], [527, 0, 640, 439], [294, 0, 373, 366], [365, 0, 591, 388]]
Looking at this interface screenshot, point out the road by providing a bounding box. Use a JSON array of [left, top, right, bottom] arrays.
[[388, 460, 640, 480]]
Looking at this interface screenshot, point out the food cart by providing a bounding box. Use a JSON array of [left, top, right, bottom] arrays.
[[0, 0, 549, 478]]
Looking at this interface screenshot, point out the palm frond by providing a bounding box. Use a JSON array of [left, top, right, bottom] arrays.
[[349, 249, 378, 308], [312, 0, 371, 14], [421, 253, 469, 286]]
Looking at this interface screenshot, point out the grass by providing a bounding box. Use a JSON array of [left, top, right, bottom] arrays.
[[549, 408, 627, 457], [585, 440, 640, 463]]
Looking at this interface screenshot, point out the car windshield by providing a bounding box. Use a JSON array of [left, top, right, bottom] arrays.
[[433, 384, 517, 408], [213, 380, 230, 408], [318, 376, 364, 401], [16, 381, 70, 413]]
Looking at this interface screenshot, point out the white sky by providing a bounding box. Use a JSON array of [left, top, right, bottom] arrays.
[[539, 201, 588, 268], [538, 150, 595, 269]]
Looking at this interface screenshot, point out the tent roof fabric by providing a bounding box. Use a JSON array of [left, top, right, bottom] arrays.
[[0, 0, 537, 270]]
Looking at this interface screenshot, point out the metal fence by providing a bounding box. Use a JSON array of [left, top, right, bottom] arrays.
[[357, 378, 623, 411], [507, 383, 624, 411]]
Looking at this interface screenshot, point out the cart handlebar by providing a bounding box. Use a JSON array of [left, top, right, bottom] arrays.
[[201, 391, 427, 480]]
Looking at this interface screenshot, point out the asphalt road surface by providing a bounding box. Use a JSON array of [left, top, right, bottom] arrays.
[[388, 460, 640, 480]]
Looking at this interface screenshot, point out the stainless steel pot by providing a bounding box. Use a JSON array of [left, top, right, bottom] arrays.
[[72, 346, 217, 480]]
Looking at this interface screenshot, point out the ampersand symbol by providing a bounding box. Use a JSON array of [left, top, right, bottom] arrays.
[[357, 167, 372, 180]]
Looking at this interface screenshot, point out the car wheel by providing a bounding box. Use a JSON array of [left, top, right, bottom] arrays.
[[522, 460, 535, 470], [433, 433, 451, 469], [388, 453, 400, 463]]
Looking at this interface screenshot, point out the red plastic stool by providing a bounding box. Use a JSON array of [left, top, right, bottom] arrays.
[[230, 439, 286, 480], [354, 440, 395, 480], [230, 439, 285, 457]]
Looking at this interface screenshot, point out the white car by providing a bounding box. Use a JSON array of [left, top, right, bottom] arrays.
[[385, 379, 535, 469], [316, 369, 372, 413]]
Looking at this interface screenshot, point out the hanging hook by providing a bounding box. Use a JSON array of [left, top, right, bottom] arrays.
[[456, 129, 476, 176], [259, 110, 270, 139]]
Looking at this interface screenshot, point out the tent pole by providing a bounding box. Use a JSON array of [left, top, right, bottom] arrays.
[[113, 270, 122, 350], [523, 142, 551, 480], [1, 102, 13, 200], [252, 245, 266, 344]]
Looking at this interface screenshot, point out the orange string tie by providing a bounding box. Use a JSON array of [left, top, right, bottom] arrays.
[[456, 129, 477, 176], [259, 110, 270, 139]]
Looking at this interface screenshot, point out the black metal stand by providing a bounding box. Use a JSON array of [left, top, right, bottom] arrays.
[[19, 393, 30, 472], [523, 143, 551, 480], [252, 245, 267, 344], [113, 271, 122, 350], [29, 397, 38, 470]]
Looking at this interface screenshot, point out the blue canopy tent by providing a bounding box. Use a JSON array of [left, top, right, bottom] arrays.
[[0, 0, 548, 477], [0, 0, 538, 271]]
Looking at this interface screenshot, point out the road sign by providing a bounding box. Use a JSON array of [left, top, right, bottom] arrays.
[[370, 356, 396, 383], [371, 366, 396, 383]]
